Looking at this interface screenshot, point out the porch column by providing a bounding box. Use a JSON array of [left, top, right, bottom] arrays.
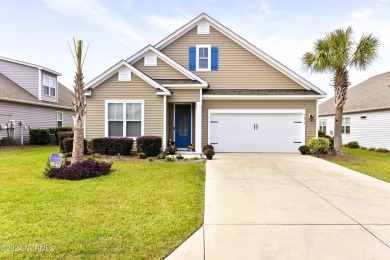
[[163, 96, 167, 150], [195, 101, 202, 153]]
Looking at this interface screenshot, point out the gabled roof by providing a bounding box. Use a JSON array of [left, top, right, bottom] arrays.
[[84, 60, 171, 96], [0, 73, 72, 109], [154, 13, 326, 96], [319, 71, 390, 115], [126, 45, 208, 88], [0, 56, 61, 76]]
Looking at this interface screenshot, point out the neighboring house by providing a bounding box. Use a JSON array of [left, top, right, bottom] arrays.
[[84, 13, 326, 153], [319, 71, 390, 149], [0, 56, 73, 143]]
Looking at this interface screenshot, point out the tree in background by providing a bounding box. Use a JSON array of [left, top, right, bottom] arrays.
[[69, 38, 88, 164], [302, 26, 379, 155]]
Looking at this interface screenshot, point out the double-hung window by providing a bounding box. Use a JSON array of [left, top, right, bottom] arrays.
[[342, 117, 350, 134], [319, 118, 326, 133], [196, 45, 211, 71], [57, 112, 63, 127], [107, 101, 143, 138], [43, 75, 56, 97]]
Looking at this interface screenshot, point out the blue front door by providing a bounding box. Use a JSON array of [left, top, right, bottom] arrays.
[[175, 104, 191, 148]]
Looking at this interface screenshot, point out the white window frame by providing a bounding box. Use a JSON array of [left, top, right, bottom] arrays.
[[319, 118, 326, 133], [196, 44, 211, 71], [43, 75, 56, 97], [342, 117, 351, 134], [144, 52, 157, 66], [118, 67, 132, 81], [57, 111, 63, 127], [105, 100, 144, 138]]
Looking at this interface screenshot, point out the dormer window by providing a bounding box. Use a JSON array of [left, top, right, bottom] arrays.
[[144, 53, 157, 66], [43, 75, 56, 97]]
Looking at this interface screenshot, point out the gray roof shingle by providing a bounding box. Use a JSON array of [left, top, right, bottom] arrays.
[[319, 72, 390, 115], [203, 89, 320, 95]]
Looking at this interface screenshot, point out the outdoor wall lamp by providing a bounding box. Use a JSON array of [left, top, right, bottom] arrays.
[[309, 114, 314, 121]]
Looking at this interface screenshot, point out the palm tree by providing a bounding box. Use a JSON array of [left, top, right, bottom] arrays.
[[302, 26, 379, 155], [69, 38, 88, 164]]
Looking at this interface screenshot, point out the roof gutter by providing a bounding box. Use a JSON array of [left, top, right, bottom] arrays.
[[202, 95, 326, 100], [0, 97, 72, 110]]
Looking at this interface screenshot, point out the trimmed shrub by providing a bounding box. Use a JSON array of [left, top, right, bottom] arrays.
[[136, 136, 162, 156], [59, 131, 74, 151], [49, 126, 73, 144], [176, 154, 184, 160], [202, 144, 214, 152], [323, 135, 334, 149], [62, 138, 88, 154], [91, 138, 134, 155], [368, 147, 376, 151], [318, 130, 326, 137], [46, 159, 112, 180], [376, 148, 389, 153], [29, 128, 50, 145], [298, 145, 310, 155], [138, 152, 147, 159], [0, 137, 20, 146], [347, 141, 360, 149], [165, 156, 175, 162], [360, 146, 367, 150], [307, 137, 330, 155]]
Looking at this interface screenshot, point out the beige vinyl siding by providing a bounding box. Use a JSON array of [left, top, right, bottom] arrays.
[[86, 73, 164, 139], [167, 89, 201, 103], [202, 100, 316, 146], [133, 57, 188, 80], [161, 26, 305, 90]]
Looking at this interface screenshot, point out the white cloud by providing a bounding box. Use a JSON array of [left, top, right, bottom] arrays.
[[249, 0, 284, 20], [146, 14, 192, 32], [350, 8, 375, 21], [40, 0, 145, 44]]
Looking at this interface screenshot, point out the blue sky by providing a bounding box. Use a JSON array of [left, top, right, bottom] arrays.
[[1, 0, 389, 101]]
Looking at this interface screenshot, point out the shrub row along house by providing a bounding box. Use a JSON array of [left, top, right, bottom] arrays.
[[84, 13, 326, 153], [0, 56, 73, 143], [319, 71, 390, 150]]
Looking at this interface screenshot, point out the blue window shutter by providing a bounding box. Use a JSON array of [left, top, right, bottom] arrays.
[[189, 47, 196, 70], [211, 47, 218, 70]]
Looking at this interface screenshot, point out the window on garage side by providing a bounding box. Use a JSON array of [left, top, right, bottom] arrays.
[[57, 111, 63, 127], [107, 101, 143, 138], [319, 118, 326, 133], [342, 117, 350, 134], [43, 75, 56, 97]]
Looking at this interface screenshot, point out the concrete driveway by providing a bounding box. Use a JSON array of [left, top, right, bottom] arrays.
[[168, 153, 390, 259]]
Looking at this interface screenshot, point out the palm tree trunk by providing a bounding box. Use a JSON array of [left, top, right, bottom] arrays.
[[71, 69, 86, 164], [333, 70, 350, 155]]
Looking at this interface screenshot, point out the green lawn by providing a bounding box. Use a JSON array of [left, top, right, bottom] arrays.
[[0, 146, 205, 259], [323, 147, 390, 183]]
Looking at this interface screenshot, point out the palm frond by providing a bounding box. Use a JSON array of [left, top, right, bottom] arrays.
[[350, 33, 380, 70]]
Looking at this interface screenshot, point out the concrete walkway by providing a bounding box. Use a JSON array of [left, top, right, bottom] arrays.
[[167, 153, 390, 259]]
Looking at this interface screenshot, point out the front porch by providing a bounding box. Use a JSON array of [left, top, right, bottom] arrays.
[[165, 101, 202, 153]]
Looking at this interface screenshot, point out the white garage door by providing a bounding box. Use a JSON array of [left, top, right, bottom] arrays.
[[209, 111, 305, 153]]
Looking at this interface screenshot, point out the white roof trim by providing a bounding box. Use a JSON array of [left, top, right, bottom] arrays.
[[154, 13, 326, 96], [0, 56, 61, 76], [162, 84, 206, 88], [202, 95, 325, 100], [84, 60, 171, 95], [0, 97, 71, 110], [319, 105, 390, 116], [126, 45, 208, 87]]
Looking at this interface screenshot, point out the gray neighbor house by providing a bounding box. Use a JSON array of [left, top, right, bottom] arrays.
[[0, 56, 73, 143]]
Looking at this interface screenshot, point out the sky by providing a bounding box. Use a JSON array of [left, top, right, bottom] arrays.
[[1, 0, 389, 102]]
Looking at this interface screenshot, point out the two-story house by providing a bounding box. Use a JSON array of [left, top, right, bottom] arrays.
[[0, 56, 73, 143], [84, 13, 326, 153]]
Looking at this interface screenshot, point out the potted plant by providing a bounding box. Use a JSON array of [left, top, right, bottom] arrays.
[[188, 143, 195, 151], [165, 139, 177, 155], [203, 148, 215, 160]]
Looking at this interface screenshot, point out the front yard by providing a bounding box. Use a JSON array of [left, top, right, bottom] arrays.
[[323, 147, 390, 183], [0, 146, 205, 259]]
